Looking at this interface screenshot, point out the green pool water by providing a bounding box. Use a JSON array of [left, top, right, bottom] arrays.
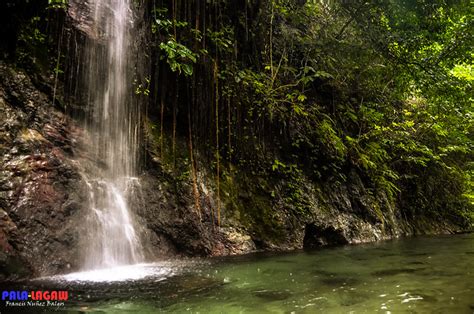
[[6, 233, 474, 313]]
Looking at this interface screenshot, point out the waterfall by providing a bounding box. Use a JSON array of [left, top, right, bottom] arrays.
[[78, 0, 144, 269]]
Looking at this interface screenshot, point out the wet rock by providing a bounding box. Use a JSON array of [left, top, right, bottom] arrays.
[[303, 224, 349, 248], [67, 0, 99, 40], [0, 62, 88, 278], [216, 227, 256, 255]]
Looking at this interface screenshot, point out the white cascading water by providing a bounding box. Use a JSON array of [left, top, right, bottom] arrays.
[[80, 0, 144, 270]]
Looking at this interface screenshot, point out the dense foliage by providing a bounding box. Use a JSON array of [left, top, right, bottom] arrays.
[[143, 0, 472, 226]]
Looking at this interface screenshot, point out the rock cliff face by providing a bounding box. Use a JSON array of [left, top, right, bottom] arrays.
[[0, 63, 87, 279], [0, 2, 469, 280]]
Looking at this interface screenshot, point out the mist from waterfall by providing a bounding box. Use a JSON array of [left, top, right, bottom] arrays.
[[79, 0, 144, 269]]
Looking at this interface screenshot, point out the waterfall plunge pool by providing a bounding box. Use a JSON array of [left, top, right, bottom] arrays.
[[2, 233, 473, 313]]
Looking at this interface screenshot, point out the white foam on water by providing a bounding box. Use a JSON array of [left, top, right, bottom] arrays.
[[47, 263, 173, 283], [401, 296, 423, 304]]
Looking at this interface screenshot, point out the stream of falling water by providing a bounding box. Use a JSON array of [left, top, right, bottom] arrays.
[[80, 0, 144, 270]]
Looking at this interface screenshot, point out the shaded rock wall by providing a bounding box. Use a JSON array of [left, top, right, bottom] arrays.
[[0, 63, 87, 279], [138, 115, 468, 259]]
